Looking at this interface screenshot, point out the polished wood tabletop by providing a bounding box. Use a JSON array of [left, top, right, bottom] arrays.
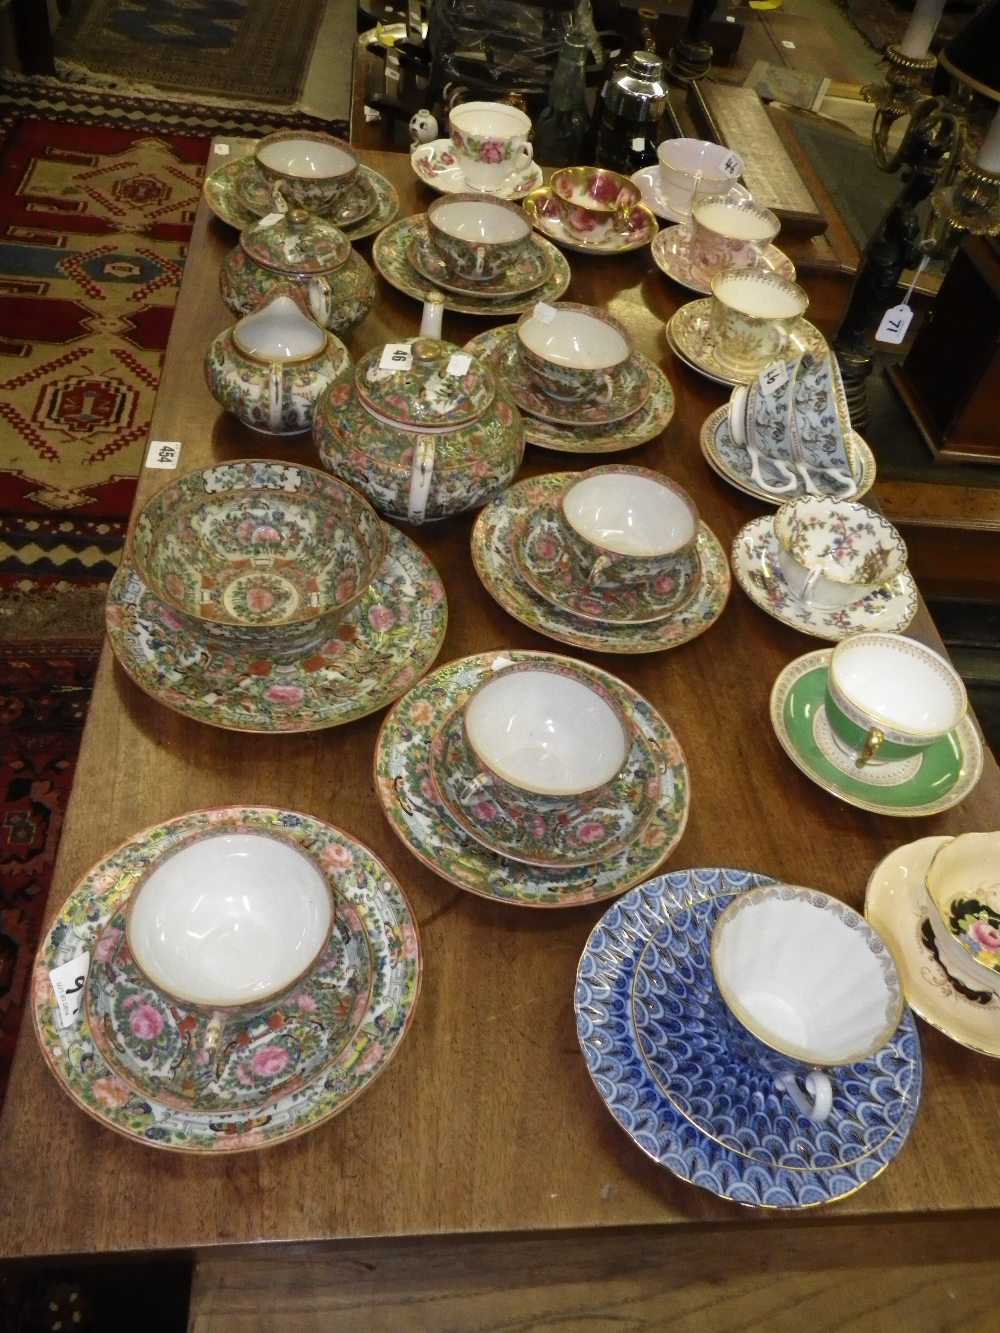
[[2, 146, 999, 1267]]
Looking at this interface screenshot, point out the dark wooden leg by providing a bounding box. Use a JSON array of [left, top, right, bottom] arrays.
[[10, 0, 56, 75]]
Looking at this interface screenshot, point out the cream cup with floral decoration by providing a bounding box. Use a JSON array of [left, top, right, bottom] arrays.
[[516, 301, 631, 405], [253, 130, 364, 217], [773, 496, 908, 609], [709, 269, 810, 376], [689, 195, 780, 281], [447, 100, 534, 193]]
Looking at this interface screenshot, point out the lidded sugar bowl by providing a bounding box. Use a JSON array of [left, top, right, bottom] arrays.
[[313, 335, 524, 523], [205, 286, 351, 435], [219, 207, 376, 336]]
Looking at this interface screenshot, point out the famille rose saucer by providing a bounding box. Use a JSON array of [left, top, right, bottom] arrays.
[[630, 166, 753, 222], [651, 223, 795, 295], [375, 650, 689, 907], [106, 524, 447, 733], [732, 515, 918, 641], [866, 837, 1000, 1058], [700, 405, 876, 505], [522, 187, 658, 254], [666, 298, 827, 387], [232, 157, 378, 228], [410, 138, 543, 200], [32, 807, 421, 1153], [472, 474, 730, 654], [428, 703, 660, 868], [202, 154, 399, 241], [458, 323, 649, 426], [770, 650, 984, 817], [576, 867, 921, 1209], [464, 328, 675, 452], [373, 216, 570, 317], [407, 228, 552, 297]]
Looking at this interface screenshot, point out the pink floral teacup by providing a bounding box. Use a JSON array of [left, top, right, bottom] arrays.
[[448, 100, 534, 192], [549, 165, 643, 243]]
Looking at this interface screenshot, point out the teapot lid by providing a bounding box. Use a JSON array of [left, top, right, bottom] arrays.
[[240, 207, 351, 274], [354, 337, 495, 429]]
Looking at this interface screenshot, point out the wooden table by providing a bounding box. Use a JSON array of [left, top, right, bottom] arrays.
[[3, 148, 1000, 1328]]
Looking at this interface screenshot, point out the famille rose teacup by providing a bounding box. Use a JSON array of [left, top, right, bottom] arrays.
[[924, 832, 1000, 998], [559, 466, 701, 610], [689, 196, 780, 280], [549, 165, 643, 243], [253, 130, 367, 219], [824, 632, 967, 769], [516, 301, 631, 405], [709, 269, 810, 376], [773, 496, 908, 609], [711, 883, 904, 1123], [425, 194, 534, 283], [656, 137, 744, 219], [448, 100, 534, 193], [85, 826, 345, 1111], [460, 661, 632, 813]]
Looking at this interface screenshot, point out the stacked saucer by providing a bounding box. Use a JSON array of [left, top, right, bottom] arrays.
[[471, 466, 730, 655], [465, 302, 675, 453]]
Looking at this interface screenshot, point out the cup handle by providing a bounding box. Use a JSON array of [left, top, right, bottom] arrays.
[[266, 360, 283, 434], [775, 1069, 833, 1123], [190, 1010, 228, 1093], [510, 141, 533, 177], [587, 554, 612, 585], [746, 445, 799, 496], [307, 275, 332, 328], [592, 373, 614, 406], [472, 244, 486, 276], [407, 434, 436, 524], [612, 200, 632, 235], [856, 727, 885, 769]]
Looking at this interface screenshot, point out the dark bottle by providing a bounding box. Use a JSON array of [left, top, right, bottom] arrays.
[[532, 28, 592, 168], [594, 50, 669, 176]]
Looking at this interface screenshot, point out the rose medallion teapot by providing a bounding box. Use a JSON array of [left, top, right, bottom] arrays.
[[313, 335, 524, 523], [205, 287, 351, 435], [219, 207, 375, 337]]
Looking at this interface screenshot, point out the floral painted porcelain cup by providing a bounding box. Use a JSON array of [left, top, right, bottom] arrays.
[[549, 165, 642, 243], [448, 100, 534, 192], [253, 130, 366, 217], [656, 137, 744, 219], [773, 496, 908, 609], [425, 194, 534, 283], [709, 269, 809, 376], [924, 832, 1000, 998], [461, 661, 631, 813], [558, 465, 701, 610], [711, 883, 903, 1122], [825, 632, 967, 769], [516, 301, 631, 404], [689, 196, 780, 280]]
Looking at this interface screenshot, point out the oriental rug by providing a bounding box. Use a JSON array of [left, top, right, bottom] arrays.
[[53, 0, 328, 105]]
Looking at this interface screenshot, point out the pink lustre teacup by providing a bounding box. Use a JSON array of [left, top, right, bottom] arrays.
[[656, 137, 744, 219], [516, 301, 631, 405], [689, 196, 780, 280], [425, 193, 533, 283], [447, 100, 534, 193], [549, 165, 643, 243]]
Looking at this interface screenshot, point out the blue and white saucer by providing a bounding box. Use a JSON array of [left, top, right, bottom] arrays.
[[576, 867, 922, 1209]]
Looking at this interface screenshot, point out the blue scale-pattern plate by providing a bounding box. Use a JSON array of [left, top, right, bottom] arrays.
[[575, 867, 922, 1209]]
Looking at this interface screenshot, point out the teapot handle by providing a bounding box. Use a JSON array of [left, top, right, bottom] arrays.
[[267, 361, 283, 433], [407, 434, 436, 524]]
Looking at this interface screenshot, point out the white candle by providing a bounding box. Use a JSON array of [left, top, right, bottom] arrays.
[[976, 105, 1000, 174], [898, 0, 947, 59]]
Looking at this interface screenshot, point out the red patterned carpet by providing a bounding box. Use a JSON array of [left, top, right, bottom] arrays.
[[0, 109, 210, 1113]]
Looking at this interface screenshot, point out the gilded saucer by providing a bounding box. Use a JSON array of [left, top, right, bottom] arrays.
[[651, 223, 796, 295], [407, 228, 552, 297], [513, 502, 700, 625], [769, 649, 984, 816], [465, 327, 675, 453], [427, 703, 659, 868], [866, 837, 1000, 1058], [522, 186, 658, 254], [630, 165, 752, 222], [32, 806, 420, 1153], [410, 137, 543, 200], [666, 298, 827, 387], [471, 473, 730, 654], [373, 215, 570, 316], [700, 405, 876, 505], [202, 155, 399, 241], [374, 649, 689, 907], [732, 514, 918, 641], [106, 525, 447, 733]]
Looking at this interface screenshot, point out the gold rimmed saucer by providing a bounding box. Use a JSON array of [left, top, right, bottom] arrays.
[[651, 224, 796, 295], [523, 186, 658, 254], [666, 298, 827, 387]]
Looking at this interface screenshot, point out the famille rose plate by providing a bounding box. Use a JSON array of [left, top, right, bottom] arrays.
[[372, 216, 570, 316], [408, 226, 553, 297], [202, 154, 399, 241], [732, 515, 918, 641], [32, 807, 421, 1153], [866, 837, 1000, 1058], [770, 650, 984, 817], [410, 138, 543, 200], [576, 867, 922, 1209], [465, 327, 675, 454], [666, 298, 827, 387], [700, 405, 876, 506], [106, 524, 447, 733], [522, 186, 658, 254], [651, 223, 795, 295], [471, 474, 729, 654], [375, 650, 689, 907]]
